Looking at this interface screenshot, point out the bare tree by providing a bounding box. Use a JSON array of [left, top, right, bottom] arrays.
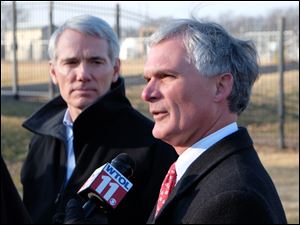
[[142, 16, 173, 27], [188, 2, 298, 33]]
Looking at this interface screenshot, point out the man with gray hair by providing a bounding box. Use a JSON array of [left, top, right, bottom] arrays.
[[141, 18, 287, 224], [21, 15, 177, 224]]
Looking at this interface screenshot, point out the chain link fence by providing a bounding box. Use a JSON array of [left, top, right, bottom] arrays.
[[1, 1, 299, 149]]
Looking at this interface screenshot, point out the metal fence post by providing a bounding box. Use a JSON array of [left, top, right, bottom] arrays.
[[115, 3, 120, 40], [48, 1, 55, 99], [12, 1, 19, 99], [278, 17, 286, 149]]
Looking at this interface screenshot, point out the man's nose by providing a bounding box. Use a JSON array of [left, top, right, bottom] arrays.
[[77, 62, 91, 80], [141, 79, 161, 102]]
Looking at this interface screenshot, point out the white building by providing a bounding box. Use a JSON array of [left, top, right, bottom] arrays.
[[3, 26, 53, 61], [120, 37, 148, 60]]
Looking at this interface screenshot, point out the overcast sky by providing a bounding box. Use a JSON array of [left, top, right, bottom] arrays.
[[115, 1, 298, 19], [10, 1, 298, 29]]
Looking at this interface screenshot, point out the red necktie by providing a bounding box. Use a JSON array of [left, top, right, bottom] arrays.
[[155, 163, 177, 217]]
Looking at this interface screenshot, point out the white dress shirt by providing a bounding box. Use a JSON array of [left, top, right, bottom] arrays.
[[175, 122, 238, 184], [63, 109, 76, 184]]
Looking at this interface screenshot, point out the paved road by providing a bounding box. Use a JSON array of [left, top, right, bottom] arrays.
[[1, 62, 298, 94], [259, 61, 299, 74]]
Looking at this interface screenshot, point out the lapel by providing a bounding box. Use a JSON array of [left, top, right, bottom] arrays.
[[153, 127, 253, 221]]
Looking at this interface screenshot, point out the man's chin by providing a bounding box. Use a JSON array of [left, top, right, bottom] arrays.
[[152, 125, 169, 140], [74, 100, 94, 111]]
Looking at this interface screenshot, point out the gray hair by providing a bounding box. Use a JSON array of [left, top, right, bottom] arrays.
[[48, 15, 120, 64], [148, 19, 259, 115]]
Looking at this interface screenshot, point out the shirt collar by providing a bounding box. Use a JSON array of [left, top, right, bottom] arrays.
[[175, 122, 238, 183], [63, 109, 73, 140], [63, 109, 73, 128]]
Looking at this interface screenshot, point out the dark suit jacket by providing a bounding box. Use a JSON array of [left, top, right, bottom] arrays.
[[148, 127, 287, 224]]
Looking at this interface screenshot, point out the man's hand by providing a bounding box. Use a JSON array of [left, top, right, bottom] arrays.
[[64, 199, 108, 224]]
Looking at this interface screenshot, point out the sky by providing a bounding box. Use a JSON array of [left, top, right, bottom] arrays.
[[8, 1, 298, 29], [114, 1, 298, 19]]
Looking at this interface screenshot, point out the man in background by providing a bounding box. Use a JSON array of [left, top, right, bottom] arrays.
[[21, 15, 177, 224]]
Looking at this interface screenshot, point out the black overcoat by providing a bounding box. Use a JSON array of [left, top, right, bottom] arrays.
[[21, 78, 177, 224]]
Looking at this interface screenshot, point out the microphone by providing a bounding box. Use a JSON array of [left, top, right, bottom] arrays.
[[77, 153, 135, 217]]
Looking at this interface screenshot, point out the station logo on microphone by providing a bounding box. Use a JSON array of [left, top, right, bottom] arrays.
[[90, 163, 133, 208]]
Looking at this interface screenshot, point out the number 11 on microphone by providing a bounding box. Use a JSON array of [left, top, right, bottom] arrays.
[[78, 163, 133, 208], [96, 175, 119, 201]]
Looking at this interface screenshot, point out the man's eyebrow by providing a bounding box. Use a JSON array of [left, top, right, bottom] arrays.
[[144, 69, 180, 78], [60, 57, 78, 62], [156, 70, 180, 76], [60, 56, 107, 62], [88, 56, 107, 61]]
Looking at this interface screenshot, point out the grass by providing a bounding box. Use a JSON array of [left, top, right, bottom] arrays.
[[125, 84, 150, 117], [238, 70, 299, 148], [1, 59, 145, 86], [1, 96, 44, 194], [258, 151, 299, 224], [1, 61, 50, 85], [1, 97, 42, 162]]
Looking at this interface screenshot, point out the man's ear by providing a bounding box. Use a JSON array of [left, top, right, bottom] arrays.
[[112, 58, 121, 83], [49, 61, 58, 85], [214, 73, 234, 102]]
